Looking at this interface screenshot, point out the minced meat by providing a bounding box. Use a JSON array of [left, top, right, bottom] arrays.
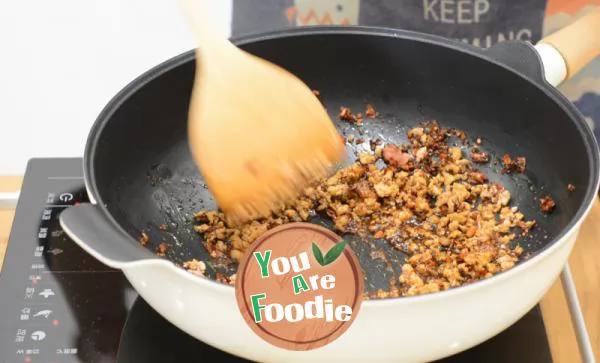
[[187, 121, 535, 298]]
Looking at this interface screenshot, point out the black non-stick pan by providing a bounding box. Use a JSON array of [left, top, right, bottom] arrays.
[[59, 16, 600, 363], [67, 28, 596, 276]]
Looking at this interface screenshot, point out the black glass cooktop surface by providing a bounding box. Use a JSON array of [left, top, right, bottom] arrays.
[[116, 295, 553, 363], [0, 158, 553, 363]]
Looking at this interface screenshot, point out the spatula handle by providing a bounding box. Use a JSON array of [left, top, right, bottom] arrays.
[[177, 0, 231, 52], [539, 8, 600, 81]]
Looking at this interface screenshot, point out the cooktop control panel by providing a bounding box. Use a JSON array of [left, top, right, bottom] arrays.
[[0, 159, 136, 363]]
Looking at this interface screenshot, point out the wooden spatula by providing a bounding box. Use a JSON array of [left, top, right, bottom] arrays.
[[177, 0, 345, 223]]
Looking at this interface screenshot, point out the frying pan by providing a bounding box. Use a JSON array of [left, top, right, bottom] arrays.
[[60, 11, 600, 363]]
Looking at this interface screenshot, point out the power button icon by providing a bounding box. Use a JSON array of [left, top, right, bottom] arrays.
[[59, 193, 73, 202]]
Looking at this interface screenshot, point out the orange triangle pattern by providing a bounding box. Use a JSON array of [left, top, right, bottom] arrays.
[[285, 6, 352, 26], [545, 0, 600, 15]]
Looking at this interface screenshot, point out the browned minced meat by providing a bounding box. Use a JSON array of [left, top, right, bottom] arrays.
[[339, 106, 363, 126], [339, 106, 352, 120], [568, 184, 576, 193], [215, 272, 236, 286], [517, 220, 536, 236], [468, 171, 488, 184], [540, 196, 556, 213], [182, 259, 206, 277], [156, 243, 169, 257], [501, 154, 526, 173], [159, 224, 167, 231], [373, 230, 385, 239], [365, 104, 379, 118], [514, 157, 526, 172], [139, 232, 149, 246], [382, 144, 411, 170], [189, 121, 535, 298], [369, 138, 383, 151], [471, 149, 489, 163]]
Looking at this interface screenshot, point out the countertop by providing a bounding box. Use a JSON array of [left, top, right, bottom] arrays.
[[1, 176, 598, 362]]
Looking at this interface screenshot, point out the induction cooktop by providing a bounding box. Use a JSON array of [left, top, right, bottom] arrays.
[[0, 158, 554, 363]]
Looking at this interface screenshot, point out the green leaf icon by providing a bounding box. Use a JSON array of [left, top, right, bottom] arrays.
[[312, 240, 348, 267], [323, 240, 348, 266], [312, 242, 325, 266]]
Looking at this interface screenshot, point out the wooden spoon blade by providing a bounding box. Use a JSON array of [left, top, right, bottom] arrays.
[[179, 0, 345, 223]]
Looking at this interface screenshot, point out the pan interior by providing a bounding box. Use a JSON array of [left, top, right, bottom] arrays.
[[90, 31, 595, 295]]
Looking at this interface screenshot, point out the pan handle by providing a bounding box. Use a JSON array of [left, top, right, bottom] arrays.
[[59, 203, 160, 269], [536, 8, 600, 86]]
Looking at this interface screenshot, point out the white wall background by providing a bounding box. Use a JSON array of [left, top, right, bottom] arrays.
[[0, 0, 233, 175]]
